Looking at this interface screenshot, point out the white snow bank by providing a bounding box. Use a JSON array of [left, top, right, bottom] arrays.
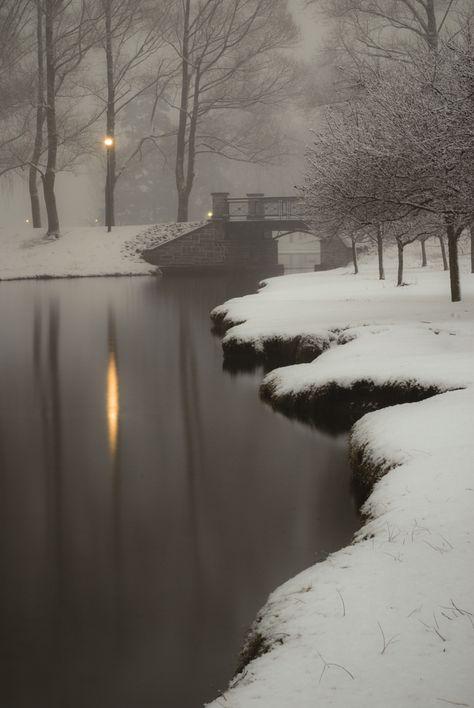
[[0, 221, 204, 280], [214, 249, 474, 352], [207, 250, 474, 708], [263, 323, 474, 398], [208, 391, 474, 708]]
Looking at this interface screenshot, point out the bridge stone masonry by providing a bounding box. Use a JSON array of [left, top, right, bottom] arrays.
[[141, 192, 351, 272]]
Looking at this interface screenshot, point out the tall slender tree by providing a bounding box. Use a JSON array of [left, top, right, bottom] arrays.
[[29, 0, 44, 228], [42, 0, 59, 236], [162, 0, 298, 221], [41, 0, 99, 236], [0, 0, 32, 178], [97, 0, 171, 228]]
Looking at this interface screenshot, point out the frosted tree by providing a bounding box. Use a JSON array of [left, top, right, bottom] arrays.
[[385, 215, 444, 286], [360, 41, 474, 301], [303, 34, 474, 301], [302, 103, 393, 282]]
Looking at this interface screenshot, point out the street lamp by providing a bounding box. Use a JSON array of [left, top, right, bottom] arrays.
[[104, 135, 114, 232]]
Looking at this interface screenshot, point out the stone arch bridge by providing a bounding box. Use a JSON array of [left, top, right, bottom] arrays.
[[142, 193, 351, 272]]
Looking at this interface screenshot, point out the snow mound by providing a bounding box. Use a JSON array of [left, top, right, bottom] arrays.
[[263, 323, 474, 399]]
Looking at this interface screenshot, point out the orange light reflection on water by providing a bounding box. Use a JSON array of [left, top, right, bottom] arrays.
[[107, 351, 119, 458]]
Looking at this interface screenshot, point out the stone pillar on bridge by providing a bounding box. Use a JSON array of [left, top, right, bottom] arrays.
[[247, 193, 264, 220], [210, 192, 229, 220]]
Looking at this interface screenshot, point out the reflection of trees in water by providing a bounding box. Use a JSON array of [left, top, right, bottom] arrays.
[[178, 304, 205, 594], [107, 310, 120, 461], [16, 275, 361, 708], [107, 306, 124, 653], [32, 300, 126, 667], [32, 298, 65, 637]]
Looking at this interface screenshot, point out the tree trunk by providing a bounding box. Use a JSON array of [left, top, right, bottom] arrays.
[[44, 0, 60, 236], [425, 0, 438, 50], [29, 0, 44, 228], [446, 223, 461, 302], [175, 0, 191, 223], [420, 238, 427, 267], [29, 165, 42, 228], [377, 223, 385, 280], [105, 0, 116, 229], [177, 189, 190, 222], [397, 240, 404, 286], [42, 171, 60, 236], [438, 234, 448, 271], [470, 225, 474, 274], [351, 238, 358, 274], [180, 64, 201, 225]]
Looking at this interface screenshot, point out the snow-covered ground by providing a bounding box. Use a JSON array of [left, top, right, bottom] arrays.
[[0, 221, 203, 280], [208, 246, 474, 708]]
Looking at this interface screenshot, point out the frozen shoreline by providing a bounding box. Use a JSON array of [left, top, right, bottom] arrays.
[[207, 250, 474, 708]]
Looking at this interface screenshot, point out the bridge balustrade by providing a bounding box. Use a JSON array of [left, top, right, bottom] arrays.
[[225, 196, 305, 222]]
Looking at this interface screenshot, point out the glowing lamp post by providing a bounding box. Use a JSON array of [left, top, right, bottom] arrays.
[[104, 135, 114, 232]]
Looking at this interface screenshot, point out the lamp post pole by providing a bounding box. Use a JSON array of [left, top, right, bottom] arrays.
[[104, 136, 114, 232]]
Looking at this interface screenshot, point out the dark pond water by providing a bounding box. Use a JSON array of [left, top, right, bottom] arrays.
[[0, 273, 359, 708]]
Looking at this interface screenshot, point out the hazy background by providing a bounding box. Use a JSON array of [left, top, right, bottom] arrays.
[[0, 0, 327, 228]]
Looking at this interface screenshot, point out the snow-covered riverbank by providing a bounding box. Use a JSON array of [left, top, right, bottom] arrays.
[[208, 248, 474, 708], [0, 222, 203, 280]]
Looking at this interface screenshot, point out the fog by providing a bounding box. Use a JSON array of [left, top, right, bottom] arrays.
[[1, 0, 464, 230], [0, 0, 326, 228]]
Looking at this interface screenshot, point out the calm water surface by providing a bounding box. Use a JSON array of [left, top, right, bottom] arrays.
[[0, 273, 359, 708]]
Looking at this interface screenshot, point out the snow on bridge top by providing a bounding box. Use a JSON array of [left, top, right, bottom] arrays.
[[122, 220, 206, 258]]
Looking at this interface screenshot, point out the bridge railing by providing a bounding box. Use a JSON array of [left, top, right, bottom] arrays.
[[226, 196, 305, 221]]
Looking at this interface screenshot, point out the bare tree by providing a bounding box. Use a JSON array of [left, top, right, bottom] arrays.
[[417, 231, 447, 269], [341, 224, 367, 274], [88, 0, 173, 228], [0, 1, 32, 178], [305, 0, 466, 112], [43, 0, 60, 236], [420, 233, 428, 265], [41, 0, 99, 237], [160, 0, 298, 222], [369, 223, 385, 280], [310, 0, 460, 59], [29, 0, 45, 227]]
